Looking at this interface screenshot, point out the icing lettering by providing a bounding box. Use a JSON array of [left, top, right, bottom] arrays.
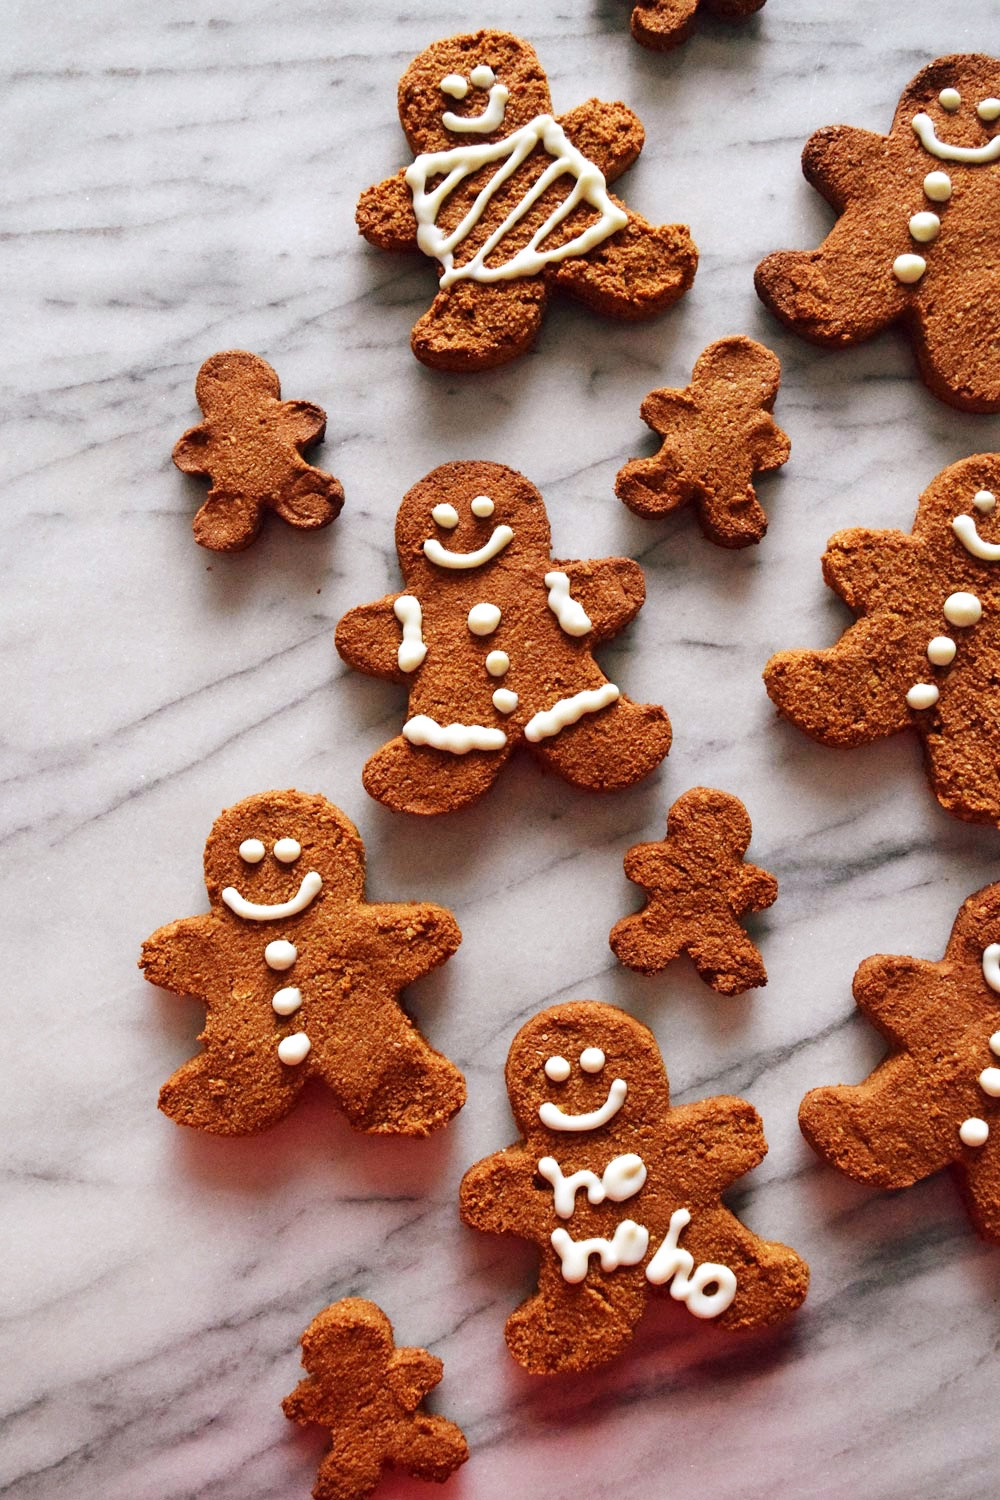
[[539, 1076, 627, 1131], [983, 944, 1000, 993], [550, 1219, 649, 1283], [942, 590, 982, 626], [403, 714, 506, 753], [468, 602, 501, 635], [222, 870, 323, 921], [423, 524, 514, 569], [524, 683, 620, 742], [273, 838, 301, 864], [271, 986, 302, 1016], [239, 839, 265, 863], [395, 595, 428, 671], [912, 111, 1000, 162], [538, 1151, 647, 1217], [277, 1032, 311, 1065], [952, 514, 1000, 560], [544, 570, 592, 636], [265, 939, 297, 971], [645, 1208, 738, 1317]]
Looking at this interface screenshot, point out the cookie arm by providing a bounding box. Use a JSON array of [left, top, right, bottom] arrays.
[[667, 1096, 768, 1187], [554, 556, 646, 640], [801, 125, 888, 210], [139, 914, 219, 996], [387, 1347, 442, 1411], [356, 169, 420, 252], [732, 862, 779, 913], [556, 100, 645, 182], [278, 399, 327, 450], [172, 426, 212, 476], [459, 1148, 548, 1238], [369, 904, 462, 986], [335, 595, 409, 683], [820, 528, 919, 609]]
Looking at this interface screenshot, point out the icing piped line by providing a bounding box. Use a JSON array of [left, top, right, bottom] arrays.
[[443, 82, 510, 135], [952, 513, 1000, 560], [394, 595, 427, 672], [403, 715, 507, 753], [539, 1076, 627, 1131], [524, 683, 620, 743], [544, 570, 592, 636], [644, 1207, 738, 1317], [983, 943, 1000, 993], [538, 1152, 647, 1217], [912, 112, 1000, 163], [550, 1220, 649, 1282], [423, 524, 514, 570], [222, 871, 322, 921]]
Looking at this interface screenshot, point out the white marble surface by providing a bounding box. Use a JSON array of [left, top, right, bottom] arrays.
[[6, 2, 1000, 1496]]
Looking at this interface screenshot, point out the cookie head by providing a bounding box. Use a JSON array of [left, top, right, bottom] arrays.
[[193, 349, 281, 416], [397, 31, 551, 153], [910, 455, 1000, 559], [202, 790, 365, 917], [899, 55, 1000, 164], [395, 460, 552, 584]]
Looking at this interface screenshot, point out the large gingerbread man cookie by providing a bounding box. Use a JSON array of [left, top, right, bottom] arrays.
[[756, 55, 1000, 411], [140, 791, 465, 1137], [764, 454, 1000, 827], [173, 351, 344, 550], [335, 462, 672, 815], [355, 30, 697, 371], [629, 0, 766, 54], [460, 1002, 808, 1373], [282, 1299, 468, 1500], [799, 884, 1000, 1241]]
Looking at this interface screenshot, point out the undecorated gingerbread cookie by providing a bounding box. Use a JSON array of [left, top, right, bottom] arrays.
[[356, 30, 697, 371], [460, 1001, 808, 1373], [614, 336, 790, 547], [800, 884, 1000, 1241], [335, 461, 672, 815], [173, 350, 344, 550], [283, 1299, 468, 1500], [610, 787, 777, 993], [628, 0, 766, 54], [764, 454, 1000, 827], [140, 791, 465, 1136], [755, 54, 1000, 412]]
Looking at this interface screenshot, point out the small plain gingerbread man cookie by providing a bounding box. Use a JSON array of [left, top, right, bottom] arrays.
[[756, 55, 1000, 411], [355, 30, 697, 371], [336, 461, 672, 816], [140, 791, 465, 1137], [614, 336, 790, 547], [610, 787, 778, 993], [629, 0, 766, 54], [800, 884, 1000, 1241], [460, 1001, 808, 1374], [173, 350, 344, 550], [283, 1299, 468, 1500]]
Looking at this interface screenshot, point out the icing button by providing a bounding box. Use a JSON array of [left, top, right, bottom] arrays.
[[923, 170, 952, 202], [893, 253, 927, 284], [908, 211, 940, 243], [265, 939, 298, 971]]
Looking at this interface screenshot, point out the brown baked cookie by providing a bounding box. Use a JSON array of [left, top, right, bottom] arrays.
[[629, 0, 766, 53], [799, 884, 1000, 1241], [355, 30, 697, 371], [173, 350, 344, 550], [614, 336, 790, 547], [609, 787, 777, 993], [283, 1299, 468, 1500], [460, 1001, 808, 1374], [755, 55, 1000, 412], [764, 454, 1000, 826], [139, 791, 465, 1136], [335, 461, 672, 816]]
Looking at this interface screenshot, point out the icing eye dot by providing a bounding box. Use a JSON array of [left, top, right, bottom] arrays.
[[544, 1055, 571, 1082], [579, 1047, 606, 1074], [939, 87, 961, 111], [239, 838, 266, 863], [273, 838, 301, 864], [974, 490, 997, 513], [440, 73, 468, 99], [469, 64, 496, 90], [471, 494, 495, 518], [431, 503, 459, 529], [978, 97, 1000, 121]]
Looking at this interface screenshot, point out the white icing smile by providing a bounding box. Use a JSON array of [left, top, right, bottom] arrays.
[[952, 512, 1000, 560], [443, 78, 510, 135], [423, 524, 514, 569], [222, 870, 323, 921], [912, 111, 1000, 162], [539, 1076, 627, 1132]]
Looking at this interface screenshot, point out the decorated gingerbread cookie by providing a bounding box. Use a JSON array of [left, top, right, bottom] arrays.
[[283, 1299, 468, 1500], [764, 454, 1000, 827], [335, 462, 672, 815], [628, 0, 766, 54], [460, 1001, 808, 1373], [755, 55, 1000, 411], [173, 350, 344, 550], [800, 884, 1000, 1241], [610, 787, 777, 993], [614, 336, 790, 547], [140, 791, 465, 1136], [355, 31, 697, 371]]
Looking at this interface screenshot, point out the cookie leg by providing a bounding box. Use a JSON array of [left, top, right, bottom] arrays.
[[533, 695, 672, 792], [924, 709, 1000, 825], [192, 487, 263, 551], [389, 1416, 468, 1481], [764, 616, 916, 747], [271, 469, 345, 531], [696, 479, 769, 549], [609, 909, 687, 975], [615, 449, 691, 519], [629, 0, 700, 50], [158, 1028, 305, 1136], [681, 1208, 809, 1331], [313, 1006, 466, 1137], [313, 1438, 383, 1500], [958, 1141, 1000, 1241], [504, 1275, 646, 1374], [551, 210, 698, 319], [755, 235, 905, 348], [687, 923, 768, 994], [361, 734, 511, 815], [410, 280, 547, 372], [914, 279, 1000, 412]]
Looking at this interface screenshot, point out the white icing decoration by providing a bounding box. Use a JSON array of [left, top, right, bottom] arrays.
[[440, 74, 468, 100], [524, 683, 620, 743], [644, 1208, 738, 1317], [544, 571, 592, 637], [908, 211, 940, 242], [222, 870, 322, 921], [953, 513, 1000, 561], [978, 1067, 1000, 1097], [960, 1117, 989, 1147], [423, 524, 514, 570], [277, 1032, 311, 1065], [943, 590, 982, 625], [538, 1152, 647, 1218], [492, 688, 518, 714], [544, 1054, 571, 1082], [431, 503, 459, 529], [273, 838, 301, 864], [403, 714, 506, 753], [471, 494, 495, 517], [939, 88, 961, 111], [923, 170, 953, 201], [579, 1047, 605, 1074], [892, 253, 926, 284], [906, 682, 939, 710], [485, 650, 510, 677], [991, 1031, 1000, 1056], [239, 838, 265, 864], [974, 490, 997, 512], [979, 98, 1000, 121], [468, 602, 501, 636], [539, 1076, 627, 1132], [271, 986, 302, 1017], [469, 64, 496, 89], [550, 1219, 649, 1283], [927, 636, 956, 666], [984, 944, 1000, 994], [394, 595, 428, 672], [265, 939, 297, 971], [912, 111, 1000, 162], [442, 80, 510, 135], [406, 115, 628, 290]]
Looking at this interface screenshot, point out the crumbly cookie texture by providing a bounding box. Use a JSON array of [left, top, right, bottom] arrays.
[[172, 350, 343, 550], [629, 0, 766, 53], [140, 790, 465, 1136], [610, 787, 777, 993], [283, 1299, 468, 1500], [764, 453, 1000, 827], [356, 29, 697, 371], [460, 1001, 808, 1374], [615, 336, 790, 547], [800, 884, 1000, 1241], [756, 54, 1000, 412]]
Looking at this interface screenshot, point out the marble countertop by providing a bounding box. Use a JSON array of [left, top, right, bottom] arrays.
[[6, 1, 1000, 1496]]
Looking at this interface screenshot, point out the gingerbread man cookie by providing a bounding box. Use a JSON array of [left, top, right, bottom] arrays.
[[628, 0, 766, 54], [460, 1001, 808, 1373], [610, 788, 778, 993], [140, 791, 465, 1136], [173, 350, 344, 550], [755, 55, 1000, 412], [283, 1299, 468, 1500], [800, 884, 1000, 1241], [614, 336, 790, 547], [764, 454, 1000, 827], [335, 462, 672, 815], [355, 30, 697, 371]]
